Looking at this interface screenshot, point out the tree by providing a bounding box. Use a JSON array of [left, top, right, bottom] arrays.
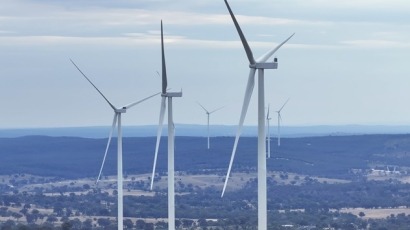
[[145, 223, 154, 230], [61, 221, 73, 230], [2, 220, 16, 229], [97, 218, 111, 227], [12, 212, 23, 221], [136, 219, 146, 229], [46, 215, 58, 224], [182, 219, 194, 228], [198, 218, 208, 227], [25, 213, 38, 224], [53, 202, 64, 216], [124, 219, 134, 229], [83, 219, 93, 229], [83, 184, 91, 190], [69, 218, 82, 229], [19, 208, 28, 216]]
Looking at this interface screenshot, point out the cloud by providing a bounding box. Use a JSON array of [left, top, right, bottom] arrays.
[[340, 39, 410, 49], [286, 0, 410, 10], [0, 30, 14, 34], [0, 34, 334, 51]]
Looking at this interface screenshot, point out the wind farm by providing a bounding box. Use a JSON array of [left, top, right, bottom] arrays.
[[2, 0, 410, 229]]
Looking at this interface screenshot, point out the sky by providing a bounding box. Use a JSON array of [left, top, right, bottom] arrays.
[[1, 0, 410, 128]]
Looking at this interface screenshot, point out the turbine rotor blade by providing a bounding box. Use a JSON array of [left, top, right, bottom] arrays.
[[96, 113, 118, 185], [150, 97, 167, 190], [224, 0, 255, 65], [123, 92, 161, 110], [209, 106, 225, 114], [70, 59, 116, 110], [256, 33, 295, 63], [161, 21, 168, 94], [196, 101, 209, 113], [266, 104, 270, 119], [279, 98, 290, 112], [221, 68, 256, 197]]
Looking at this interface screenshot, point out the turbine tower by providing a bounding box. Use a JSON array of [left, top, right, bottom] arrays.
[[197, 102, 224, 149], [150, 21, 182, 230], [266, 104, 272, 158], [221, 1, 294, 229], [70, 59, 159, 230], [276, 98, 289, 147]]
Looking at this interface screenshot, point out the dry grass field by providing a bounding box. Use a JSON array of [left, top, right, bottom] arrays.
[[340, 207, 410, 219]]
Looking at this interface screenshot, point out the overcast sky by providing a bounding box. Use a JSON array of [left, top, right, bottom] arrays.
[[1, 0, 410, 128]]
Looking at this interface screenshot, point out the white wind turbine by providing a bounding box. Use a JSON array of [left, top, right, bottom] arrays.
[[266, 104, 272, 158], [276, 98, 290, 147], [221, 0, 294, 229], [70, 59, 159, 230], [197, 102, 224, 149], [150, 21, 182, 230]]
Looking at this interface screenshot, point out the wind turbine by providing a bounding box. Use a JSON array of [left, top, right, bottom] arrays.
[[221, 0, 294, 229], [266, 104, 272, 158], [276, 98, 289, 147], [197, 102, 224, 149], [150, 21, 182, 230], [70, 59, 159, 230]]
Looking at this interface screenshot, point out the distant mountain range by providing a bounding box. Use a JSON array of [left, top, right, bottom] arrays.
[[1, 124, 410, 138]]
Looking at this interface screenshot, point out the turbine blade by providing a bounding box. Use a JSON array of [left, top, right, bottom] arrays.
[[221, 68, 256, 197], [150, 97, 166, 190], [209, 106, 225, 114], [96, 113, 118, 184], [266, 104, 270, 119], [70, 59, 116, 110], [196, 101, 209, 113], [161, 21, 168, 94], [256, 33, 295, 63], [123, 92, 161, 110], [224, 0, 256, 65], [278, 98, 290, 112]]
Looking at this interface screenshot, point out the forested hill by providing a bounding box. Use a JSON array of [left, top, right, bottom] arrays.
[[2, 124, 410, 138], [1, 134, 410, 179]]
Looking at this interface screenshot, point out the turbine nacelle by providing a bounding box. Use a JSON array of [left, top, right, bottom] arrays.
[[250, 62, 278, 69], [162, 91, 183, 98], [115, 108, 127, 113]]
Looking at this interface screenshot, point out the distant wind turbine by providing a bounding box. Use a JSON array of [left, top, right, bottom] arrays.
[[221, 0, 294, 229], [277, 98, 290, 147], [197, 102, 224, 149], [70, 59, 159, 230], [266, 104, 272, 158], [150, 21, 182, 230]]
